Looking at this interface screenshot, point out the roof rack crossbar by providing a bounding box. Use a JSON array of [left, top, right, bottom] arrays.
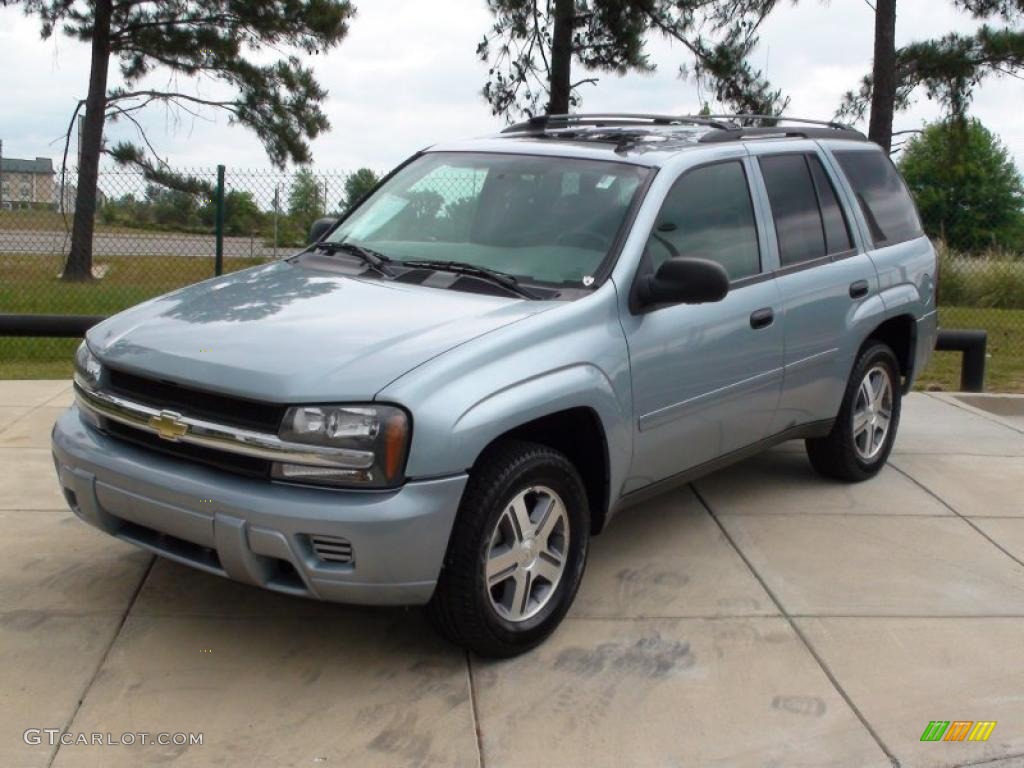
[[699, 114, 854, 130], [697, 126, 866, 144], [501, 113, 733, 134]]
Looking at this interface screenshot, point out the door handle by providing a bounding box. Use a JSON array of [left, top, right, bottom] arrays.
[[749, 307, 774, 330], [849, 280, 869, 299]]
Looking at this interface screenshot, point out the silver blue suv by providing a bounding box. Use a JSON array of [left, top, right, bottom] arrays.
[[52, 114, 937, 656]]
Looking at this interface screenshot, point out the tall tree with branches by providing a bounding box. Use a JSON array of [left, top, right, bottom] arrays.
[[672, 0, 1024, 150], [480, 0, 1024, 155], [477, 0, 786, 120], [837, 0, 1024, 151], [11, 0, 356, 281]]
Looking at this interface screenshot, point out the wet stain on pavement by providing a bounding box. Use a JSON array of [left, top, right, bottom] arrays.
[[771, 694, 827, 717], [553, 633, 694, 679]]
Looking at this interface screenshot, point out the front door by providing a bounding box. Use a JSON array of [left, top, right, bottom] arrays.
[[620, 158, 784, 493]]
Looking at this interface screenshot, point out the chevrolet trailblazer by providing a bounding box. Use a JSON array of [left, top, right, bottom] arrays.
[[52, 114, 937, 656]]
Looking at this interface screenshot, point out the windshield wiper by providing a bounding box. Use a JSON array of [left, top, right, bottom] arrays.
[[315, 241, 396, 277], [401, 259, 538, 299]]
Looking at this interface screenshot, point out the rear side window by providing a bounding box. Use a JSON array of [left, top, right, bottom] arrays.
[[807, 156, 852, 255], [759, 154, 826, 267], [834, 150, 922, 247], [647, 161, 760, 281]]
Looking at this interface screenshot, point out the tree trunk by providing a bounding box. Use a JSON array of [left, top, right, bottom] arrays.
[[547, 0, 574, 115], [867, 0, 897, 153], [63, 0, 113, 282]]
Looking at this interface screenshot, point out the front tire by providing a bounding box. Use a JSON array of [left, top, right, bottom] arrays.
[[806, 342, 902, 482], [427, 440, 590, 657]]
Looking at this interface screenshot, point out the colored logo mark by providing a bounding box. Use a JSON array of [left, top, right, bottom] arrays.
[[148, 410, 188, 442], [920, 721, 996, 742]]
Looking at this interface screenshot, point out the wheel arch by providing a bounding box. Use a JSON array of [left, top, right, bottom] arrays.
[[862, 313, 917, 391], [471, 407, 612, 535]]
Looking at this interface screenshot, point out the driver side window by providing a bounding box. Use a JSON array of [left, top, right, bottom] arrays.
[[647, 161, 761, 281]]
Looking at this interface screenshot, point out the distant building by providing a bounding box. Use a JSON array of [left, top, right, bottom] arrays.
[[57, 182, 107, 214], [0, 156, 55, 209]]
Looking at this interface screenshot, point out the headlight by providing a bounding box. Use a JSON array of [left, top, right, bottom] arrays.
[[272, 404, 410, 488], [74, 341, 103, 390]]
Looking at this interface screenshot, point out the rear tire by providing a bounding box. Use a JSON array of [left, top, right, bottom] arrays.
[[806, 342, 901, 482], [427, 440, 589, 658]]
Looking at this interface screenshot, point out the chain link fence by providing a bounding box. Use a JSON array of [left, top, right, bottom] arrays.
[[924, 242, 1024, 392], [1, 165, 354, 377], [1, 165, 1023, 390]]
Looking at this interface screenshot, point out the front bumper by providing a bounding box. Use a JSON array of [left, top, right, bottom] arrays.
[[51, 406, 467, 605]]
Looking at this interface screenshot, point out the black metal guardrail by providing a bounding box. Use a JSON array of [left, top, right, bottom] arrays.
[[0, 314, 105, 338], [934, 329, 987, 393], [0, 315, 991, 393]]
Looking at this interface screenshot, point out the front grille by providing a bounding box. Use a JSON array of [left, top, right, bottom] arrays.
[[105, 420, 271, 479], [107, 368, 286, 433], [308, 534, 354, 565]]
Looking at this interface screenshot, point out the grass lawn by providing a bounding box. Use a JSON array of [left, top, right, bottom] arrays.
[[917, 307, 1024, 393], [3, 255, 1024, 391]]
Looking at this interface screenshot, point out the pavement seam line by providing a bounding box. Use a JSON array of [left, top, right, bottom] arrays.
[[888, 463, 1024, 570], [786, 618, 1024, 622], [46, 554, 156, 768], [952, 751, 1024, 768], [690, 483, 901, 768], [0, 395, 53, 438], [42, 386, 74, 408], [926, 392, 1024, 437], [465, 651, 485, 768], [567, 613, 779, 620], [711, 511, 956, 518], [568, 612, 1024, 620]]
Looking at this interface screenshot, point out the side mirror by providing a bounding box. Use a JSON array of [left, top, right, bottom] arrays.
[[636, 257, 730, 307], [308, 217, 339, 245]]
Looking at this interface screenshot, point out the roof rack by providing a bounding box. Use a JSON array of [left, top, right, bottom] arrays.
[[693, 114, 865, 143], [698, 126, 866, 143], [499, 112, 868, 145], [501, 113, 733, 134]]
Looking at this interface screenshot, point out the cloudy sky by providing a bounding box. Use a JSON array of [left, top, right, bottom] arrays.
[[1, 0, 1022, 174]]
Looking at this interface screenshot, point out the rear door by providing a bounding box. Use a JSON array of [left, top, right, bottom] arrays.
[[828, 146, 937, 374], [747, 143, 882, 432], [620, 157, 785, 493]]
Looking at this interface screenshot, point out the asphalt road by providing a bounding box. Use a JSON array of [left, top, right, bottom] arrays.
[[0, 228, 288, 260]]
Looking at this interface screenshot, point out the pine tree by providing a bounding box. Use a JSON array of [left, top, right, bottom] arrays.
[[477, 0, 785, 120], [15, 0, 356, 280], [835, 0, 1024, 151], [479, 0, 1024, 155]]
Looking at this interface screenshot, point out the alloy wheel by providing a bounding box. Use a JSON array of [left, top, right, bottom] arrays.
[[852, 364, 894, 461], [484, 485, 569, 622]]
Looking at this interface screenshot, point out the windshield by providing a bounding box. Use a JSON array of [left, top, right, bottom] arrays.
[[326, 152, 650, 287]]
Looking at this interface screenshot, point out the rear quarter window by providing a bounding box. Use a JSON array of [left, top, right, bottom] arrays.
[[834, 150, 922, 247]]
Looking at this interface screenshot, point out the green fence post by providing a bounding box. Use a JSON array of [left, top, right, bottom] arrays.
[[214, 164, 225, 276]]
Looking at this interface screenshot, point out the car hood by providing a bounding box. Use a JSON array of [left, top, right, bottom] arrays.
[[87, 261, 552, 402]]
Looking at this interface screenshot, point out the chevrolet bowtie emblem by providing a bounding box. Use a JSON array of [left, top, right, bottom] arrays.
[[148, 410, 188, 441]]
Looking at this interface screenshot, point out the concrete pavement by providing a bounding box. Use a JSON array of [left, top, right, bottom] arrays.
[[1, 383, 1023, 767]]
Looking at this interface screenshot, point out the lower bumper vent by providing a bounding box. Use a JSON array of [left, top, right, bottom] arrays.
[[308, 534, 354, 565]]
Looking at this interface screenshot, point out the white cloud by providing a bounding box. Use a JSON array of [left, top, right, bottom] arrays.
[[0, 0, 1021, 172]]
